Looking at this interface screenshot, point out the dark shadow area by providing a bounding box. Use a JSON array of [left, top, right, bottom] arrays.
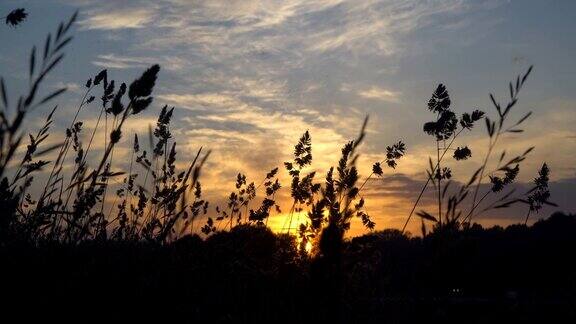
[[2, 212, 575, 323]]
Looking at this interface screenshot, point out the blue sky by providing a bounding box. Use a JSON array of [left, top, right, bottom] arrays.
[[1, 0, 574, 234]]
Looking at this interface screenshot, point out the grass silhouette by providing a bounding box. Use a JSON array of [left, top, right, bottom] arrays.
[[0, 10, 573, 323]]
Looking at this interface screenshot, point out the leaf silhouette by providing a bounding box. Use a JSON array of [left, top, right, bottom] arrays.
[[416, 211, 438, 223], [5, 8, 28, 27]]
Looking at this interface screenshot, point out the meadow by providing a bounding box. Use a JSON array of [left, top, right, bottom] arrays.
[[1, 9, 574, 323]]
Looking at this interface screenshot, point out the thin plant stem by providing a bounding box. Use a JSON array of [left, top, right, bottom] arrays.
[[468, 131, 501, 224], [437, 138, 442, 226], [401, 127, 464, 233]]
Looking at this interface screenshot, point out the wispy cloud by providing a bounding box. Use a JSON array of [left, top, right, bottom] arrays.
[[92, 54, 152, 69], [358, 86, 402, 102], [92, 54, 186, 71], [78, 8, 155, 30], [158, 93, 244, 109], [53, 81, 81, 94]]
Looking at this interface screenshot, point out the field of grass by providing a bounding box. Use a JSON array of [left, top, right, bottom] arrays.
[[1, 9, 572, 323]]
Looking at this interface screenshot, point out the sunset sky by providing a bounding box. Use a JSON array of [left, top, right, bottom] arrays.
[[1, 0, 574, 236]]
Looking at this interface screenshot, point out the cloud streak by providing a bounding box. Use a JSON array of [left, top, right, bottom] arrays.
[[78, 7, 156, 30], [358, 86, 402, 102]]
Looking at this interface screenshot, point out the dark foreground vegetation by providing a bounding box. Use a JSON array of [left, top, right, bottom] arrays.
[[2, 212, 575, 323], [1, 9, 573, 323]]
